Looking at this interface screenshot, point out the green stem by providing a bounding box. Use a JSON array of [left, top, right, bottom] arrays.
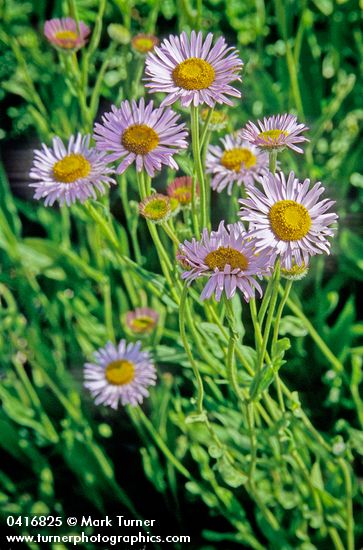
[[338, 458, 355, 550], [200, 107, 214, 149], [205, 301, 273, 427], [258, 275, 274, 325], [68, 0, 81, 33], [284, 291, 345, 374], [269, 150, 278, 173], [257, 260, 281, 373], [118, 174, 142, 264], [161, 222, 180, 247], [328, 528, 346, 550], [137, 172, 180, 303], [83, 201, 139, 306], [103, 280, 115, 343], [133, 407, 191, 479], [132, 58, 146, 98], [249, 298, 261, 350], [191, 105, 207, 231], [90, 43, 117, 120], [60, 207, 71, 247], [274, 0, 305, 118], [246, 402, 257, 483], [12, 357, 58, 443], [224, 298, 245, 404], [272, 280, 292, 349], [179, 285, 205, 414], [271, 278, 292, 412]]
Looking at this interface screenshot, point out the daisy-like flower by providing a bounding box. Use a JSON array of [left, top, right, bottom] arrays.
[[145, 31, 243, 108], [93, 98, 188, 177], [44, 17, 90, 51], [84, 340, 157, 409], [200, 108, 228, 131], [239, 171, 338, 269], [29, 134, 115, 207], [167, 176, 199, 207], [281, 259, 309, 281], [240, 114, 309, 153], [179, 221, 272, 302], [125, 307, 159, 334], [139, 193, 171, 223], [206, 133, 269, 195], [131, 33, 159, 54]]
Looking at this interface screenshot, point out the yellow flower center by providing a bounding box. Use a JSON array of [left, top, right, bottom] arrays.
[[258, 129, 289, 142], [133, 36, 155, 53], [143, 197, 170, 221], [172, 186, 192, 205], [221, 148, 257, 172], [204, 246, 249, 271], [122, 124, 159, 155], [131, 316, 156, 333], [54, 30, 78, 48], [53, 153, 91, 183], [169, 197, 180, 212], [201, 108, 227, 125], [172, 58, 215, 90], [269, 200, 312, 241], [105, 359, 135, 385], [281, 262, 308, 279]]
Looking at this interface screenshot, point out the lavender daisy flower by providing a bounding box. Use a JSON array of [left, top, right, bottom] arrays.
[[239, 171, 338, 269], [44, 17, 90, 51], [178, 221, 272, 302], [93, 98, 188, 177], [145, 31, 243, 108], [206, 133, 269, 195], [29, 134, 115, 207], [240, 114, 309, 153], [84, 340, 157, 409], [125, 307, 159, 334]]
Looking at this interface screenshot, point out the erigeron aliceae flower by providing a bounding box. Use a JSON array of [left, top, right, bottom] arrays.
[[44, 17, 90, 51], [240, 114, 309, 153], [145, 31, 243, 107], [29, 134, 115, 206], [167, 176, 199, 207], [93, 98, 188, 177], [84, 340, 157, 409], [281, 259, 309, 281], [125, 308, 159, 334], [178, 221, 272, 302], [206, 133, 269, 195], [200, 108, 228, 131], [239, 171, 338, 269], [131, 33, 159, 54], [139, 193, 172, 223]]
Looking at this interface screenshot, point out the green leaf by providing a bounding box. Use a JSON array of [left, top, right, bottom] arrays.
[[340, 229, 363, 277], [271, 337, 291, 370], [217, 456, 248, 488], [279, 316, 308, 337], [250, 364, 275, 401]]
